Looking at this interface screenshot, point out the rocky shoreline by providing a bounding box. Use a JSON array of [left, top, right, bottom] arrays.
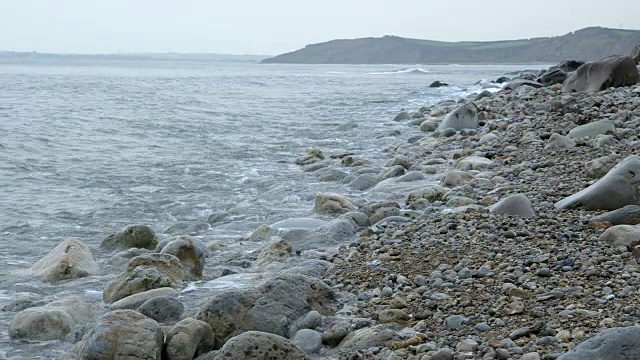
[[4, 55, 640, 360]]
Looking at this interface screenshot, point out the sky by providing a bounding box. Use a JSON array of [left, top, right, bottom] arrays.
[[1, 0, 639, 55]]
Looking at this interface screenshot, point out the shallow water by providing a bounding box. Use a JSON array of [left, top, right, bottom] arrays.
[[0, 58, 547, 358]]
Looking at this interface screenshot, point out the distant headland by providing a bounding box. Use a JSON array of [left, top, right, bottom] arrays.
[[262, 27, 640, 64]]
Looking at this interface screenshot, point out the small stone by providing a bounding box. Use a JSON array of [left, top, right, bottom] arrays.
[[430, 348, 453, 360], [445, 315, 469, 329]]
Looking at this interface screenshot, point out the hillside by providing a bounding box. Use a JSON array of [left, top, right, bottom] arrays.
[[262, 27, 640, 64]]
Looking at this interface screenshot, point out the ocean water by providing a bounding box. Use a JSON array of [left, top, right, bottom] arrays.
[[0, 58, 547, 358]]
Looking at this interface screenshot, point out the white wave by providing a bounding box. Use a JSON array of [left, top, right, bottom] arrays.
[[365, 67, 430, 75]]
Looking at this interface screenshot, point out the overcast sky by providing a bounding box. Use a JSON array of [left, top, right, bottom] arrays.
[[1, 0, 639, 55]]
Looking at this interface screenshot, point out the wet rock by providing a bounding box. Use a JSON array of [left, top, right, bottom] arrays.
[[249, 224, 273, 241], [160, 235, 206, 280], [430, 81, 449, 88], [289, 310, 322, 337], [295, 149, 324, 166], [538, 69, 567, 85], [313, 193, 357, 215], [137, 296, 184, 323], [194, 274, 336, 345], [563, 55, 640, 92], [440, 171, 477, 188], [213, 331, 310, 360], [437, 102, 478, 131], [255, 238, 292, 267], [110, 287, 178, 310], [503, 80, 543, 91], [100, 225, 158, 251], [490, 194, 536, 218], [76, 310, 163, 360], [350, 174, 379, 191], [394, 111, 412, 121], [555, 155, 640, 210], [557, 326, 640, 360], [165, 318, 216, 360], [9, 296, 104, 341], [420, 118, 439, 132], [103, 253, 185, 303], [28, 239, 98, 283], [280, 229, 332, 252]]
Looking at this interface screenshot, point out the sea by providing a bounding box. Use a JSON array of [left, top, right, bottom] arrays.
[[0, 57, 548, 358]]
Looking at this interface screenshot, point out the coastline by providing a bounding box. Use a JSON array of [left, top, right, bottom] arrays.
[[3, 62, 640, 359]]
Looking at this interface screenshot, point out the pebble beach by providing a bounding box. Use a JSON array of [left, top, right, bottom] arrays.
[[4, 56, 640, 360]]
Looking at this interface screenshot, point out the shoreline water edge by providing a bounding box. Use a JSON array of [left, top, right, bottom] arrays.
[[4, 55, 640, 360]]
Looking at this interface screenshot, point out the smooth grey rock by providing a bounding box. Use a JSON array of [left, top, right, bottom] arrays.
[[350, 174, 379, 191], [249, 224, 272, 241], [502, 80, 543, 91], [431, 348, 454, 360], [563, 55, 640, 93], [440, 171, 477, 188], [100, 225, 158, 251], [437, 102, 478, 131], [320, 219, 357, 242], [337, 324, 398, 351], [632, 45, 640, 65], [137, 296, 184, 323], [380, 165, 406, 180], [160, 235, 205, 280], [194, 274, 336, 345], [103, 253, 185, 303], [456, 156, 493, 170], [490, 194, 536, 218], [76, 310, 163, 360], [599, 225, 640, 248], [546, 133, 575, 149], [475, 90, 493, 101], [538, 69, 567, 85], [446, 315, 468, 329], [292, 329, 323, 353], [289, 311, 322, 337], [557, 326, 640, 360], [9, 296, 104, 341], [27, 239, 98, 283], [568, 120, 615, 138], [420, 118, 439, 132], [280, 229, 333, 252], [165, 318, 216, 360], [110, 287, 178, 310], [213, 331, 310, 360], [555, 156, 640, 210]]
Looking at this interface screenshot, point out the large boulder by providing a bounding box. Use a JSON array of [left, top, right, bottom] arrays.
[[160, 235, 205, 280], [437, 102, 478, 131], [490, 194, 536, 218], [568, 119, 615, 138], [100, 225, 158, 251], [557, 326, 640, 360], [103, 253, 185, 303], [9, 296, 104, 341], [76, 310, 163, 360], [562, 55, 640, 93], [555, 155, 640, 211], [313, 193, 357, 215], [109, 287, 179, 310], [554, 60, 585, 73], [28, 239, 98, 283], [194, 274, 336, 345], [502, 80, 543, 91], [538, 69, 567, 85], [165, 318, 216, 360], [213, 331, 310, 360]]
